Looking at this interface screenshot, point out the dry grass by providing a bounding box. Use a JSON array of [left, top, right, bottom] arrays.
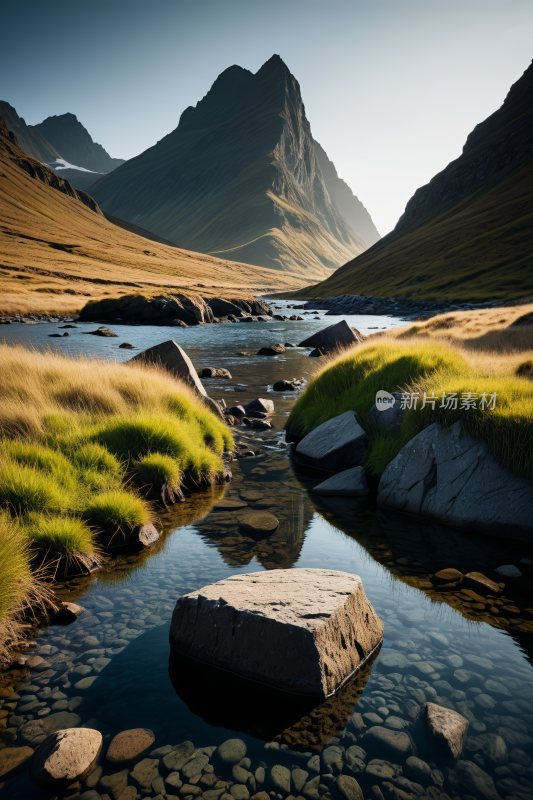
[[393, 302, 533, 355], [0, 132, 309, 317]]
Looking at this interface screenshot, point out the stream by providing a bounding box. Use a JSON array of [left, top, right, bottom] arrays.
[[1, 302, 533, 800]]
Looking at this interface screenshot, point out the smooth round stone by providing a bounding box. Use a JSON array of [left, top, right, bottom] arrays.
[[404, 756, 432, 783], [107, 728, 155, 764], [270, 764, 291, 794], [433, 568, 464, 583], [384, 717, 408, 730], [484, 679, 511, 697], [239, 512, 279, 533], [214, 499, 248, 510], [495, 565, 522, 577], [378, 651, 410, 670], [464, 654, 494, 670], [216, 738, 247, 765], [239, 490, 264, 501], [474, 694, 497, 709], [230, 785, 249, 800], [333, 774, 363, 800]]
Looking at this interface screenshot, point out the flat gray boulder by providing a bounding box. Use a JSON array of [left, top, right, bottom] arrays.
[[312, 467, 368, 497], [298, 320, 364, 351], [169, 568, 383, 697], [377, 421, 533, 539], [296, 411, 368, 472]]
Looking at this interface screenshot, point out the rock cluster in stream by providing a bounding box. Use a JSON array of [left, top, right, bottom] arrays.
[[292, 296, 504, 320]]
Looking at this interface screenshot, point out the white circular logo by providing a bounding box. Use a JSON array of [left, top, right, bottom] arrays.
[[375, 390, 395, 411]]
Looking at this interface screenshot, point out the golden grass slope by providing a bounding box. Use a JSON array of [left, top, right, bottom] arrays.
[[285, 156, 533, 303], [0, 117, 309, 317]]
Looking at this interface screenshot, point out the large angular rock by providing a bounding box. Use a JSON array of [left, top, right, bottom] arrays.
[[298, 320, 364, 351], [130, 340, 206, 397], [377, 421, 533, 540], [421, 702, 469, 759], [296, 411, 368, 472], [30, 728, 102, 790], [130, 340, 223, 418], [169, 568, 383, 697], [312, 466, 368, 497]]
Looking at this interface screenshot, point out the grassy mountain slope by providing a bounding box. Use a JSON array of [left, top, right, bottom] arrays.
[[292, 59, 533, 302], [0, 114, 307, 316], [89, 56, 369, 280]]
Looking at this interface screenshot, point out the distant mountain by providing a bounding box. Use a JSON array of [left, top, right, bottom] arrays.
[[33, 113, 124, 173], [90, 55, 376, 280], [0, 101, 61, 162], [0, 102, 124, 192], [297, 58, 533, 302]]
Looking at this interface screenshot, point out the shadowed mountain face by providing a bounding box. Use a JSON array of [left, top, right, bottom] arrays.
[[90, 55, 372, 280], [297, 58, 533, 302], [33, 112, 125, 173], [0, 101, 61, 162]]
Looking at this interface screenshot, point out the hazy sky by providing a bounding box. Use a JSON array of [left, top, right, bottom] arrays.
[[2, 0, 532, 235]]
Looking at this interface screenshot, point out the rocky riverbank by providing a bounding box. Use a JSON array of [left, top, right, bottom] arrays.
[[290, 295, 504, 320]]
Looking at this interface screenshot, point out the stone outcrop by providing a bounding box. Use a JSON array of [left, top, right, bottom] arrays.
[[169, 568, 383, 697], [298, 320, 364, 351], [421, 702, 469, 759], [295, 411, 368, 472], [30, 728, 102, 790], [79, 293, 273, 326], [312, 467, 368, 497], [130, 340, 206, 399], [377, 421, 533, 540]]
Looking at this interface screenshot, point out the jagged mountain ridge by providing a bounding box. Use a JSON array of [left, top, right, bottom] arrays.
[[34, 113, 124, 173], [294, 58, 533, 302], [89, 55, 376, 280], [0, 111, 308, 317], [0, 101, 61, 162]]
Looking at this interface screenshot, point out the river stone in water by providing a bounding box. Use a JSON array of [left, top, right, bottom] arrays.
[[331, 774, 363, 800], [362, 727, 413, 760], [312, 467, 368, 497], [170, 569, 382, 696], [295, 412, 368, 472], [0, 746, 34, 779], [270, 764, 291, 794], [30, 728, 102, 790], [106, 727, 155, 764], [298, 320, 363, 351], [216, 739, 247, 765], [239, 512, 279, 534], [422, 702, 469, 759], [454, 760, 502, 800]]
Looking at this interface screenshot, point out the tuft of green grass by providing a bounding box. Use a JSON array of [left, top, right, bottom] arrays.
[[0, 512, 34, 621], [24, 514, 95, 555], [0, 462, 72, 515], [288, 339, 533, 479], [134, 452, 182, 489], [92, 413, 225, 477], [83, 490, 151, 532]]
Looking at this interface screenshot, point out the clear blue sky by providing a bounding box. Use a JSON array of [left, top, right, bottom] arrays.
[[2, 0, 532, 234]]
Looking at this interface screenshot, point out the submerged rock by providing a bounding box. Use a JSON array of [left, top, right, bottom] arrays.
[[312, 466, 368, 497], [106, 728, 155, 764], [377, 421, 533, 539], [257, 344, 286, 355], [295, 411, 368, 472], [30, 728, 102, 790], [83, 326, 117, 337], [169, 568, 383, 697], [421, 702, 469, 759]]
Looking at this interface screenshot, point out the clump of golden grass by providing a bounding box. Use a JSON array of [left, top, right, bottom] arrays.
[[0, 341, 233, 643], [395, 302, 533, 353]]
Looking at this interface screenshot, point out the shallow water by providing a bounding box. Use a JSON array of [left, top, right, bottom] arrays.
[[1, 304, 533, 800]]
